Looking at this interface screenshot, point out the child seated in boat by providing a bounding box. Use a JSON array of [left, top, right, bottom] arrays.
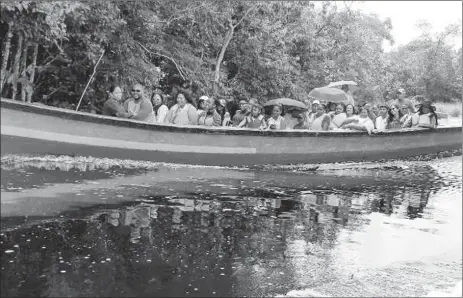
[[238, 102, 266, 129]]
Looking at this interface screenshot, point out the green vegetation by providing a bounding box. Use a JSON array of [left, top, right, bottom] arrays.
[[1, 1, 461, 113]]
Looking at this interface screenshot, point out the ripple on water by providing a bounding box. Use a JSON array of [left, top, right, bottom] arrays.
[[0, 155, 461, 297]]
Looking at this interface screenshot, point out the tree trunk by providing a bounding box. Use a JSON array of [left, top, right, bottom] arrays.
[[27, 43, 39, 103], [0, 22, 14, 95], [11, 33, 24, 101], [20, 42, 29, 102], [213, 24, 234, 96]]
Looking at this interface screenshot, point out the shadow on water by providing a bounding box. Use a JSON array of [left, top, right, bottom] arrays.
[[1, 155, 462, 297]]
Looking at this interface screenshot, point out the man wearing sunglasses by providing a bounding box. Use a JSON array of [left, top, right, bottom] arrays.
[[122, 83, 154, 122]]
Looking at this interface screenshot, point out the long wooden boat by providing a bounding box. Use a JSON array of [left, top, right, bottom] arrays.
[[1, 98, 461, 166]]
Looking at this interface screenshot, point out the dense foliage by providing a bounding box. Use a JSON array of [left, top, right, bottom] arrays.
[[1, 1, 461, 113]]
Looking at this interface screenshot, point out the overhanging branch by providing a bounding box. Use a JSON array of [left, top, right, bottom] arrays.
[[135, 41, 186, 81]]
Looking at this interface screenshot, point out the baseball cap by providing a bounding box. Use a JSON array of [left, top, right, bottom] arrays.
[[397, 88, 405, 94], [198, 95, 209, 101], [312, 100, 321, 105]]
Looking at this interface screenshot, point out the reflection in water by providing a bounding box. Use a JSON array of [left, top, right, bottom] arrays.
[[0, 156, 462, 297]]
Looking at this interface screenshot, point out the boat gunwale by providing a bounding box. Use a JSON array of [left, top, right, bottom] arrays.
[[2, 98, 461, 138]]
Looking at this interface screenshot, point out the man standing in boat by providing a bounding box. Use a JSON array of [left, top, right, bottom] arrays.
[[393, 88, 414, 113], [122, 83, 154, 122]]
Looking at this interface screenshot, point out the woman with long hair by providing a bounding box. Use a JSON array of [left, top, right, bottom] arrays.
[[164, 92, 198, 125], [149, 93, 169, 123], [386, 104, 403, 129], [416, 100, 438, 128]]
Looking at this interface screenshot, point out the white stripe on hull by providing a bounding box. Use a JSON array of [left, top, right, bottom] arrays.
[[1, 125, 257, 154]]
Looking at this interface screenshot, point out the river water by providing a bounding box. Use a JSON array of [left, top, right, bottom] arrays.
[[1, 154, 461, 297]]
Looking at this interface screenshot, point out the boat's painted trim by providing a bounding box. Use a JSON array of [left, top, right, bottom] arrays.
[[1, 125, 257, 154], [2, 98, 461, 137]]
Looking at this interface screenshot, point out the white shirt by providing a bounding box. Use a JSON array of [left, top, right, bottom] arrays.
[[267, 116, 286, 130], [375, 115, 388, 130]]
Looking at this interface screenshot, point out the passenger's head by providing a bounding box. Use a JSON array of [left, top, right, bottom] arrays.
[[131, 84, 144, 99], [109, 86, 123, 101], [335, 103, 345, 115], [400, 104, 410, 115], [316, 103, 326, 116], [341, 84, 349, 92], [238, 99, 249, 112], [296, 112, 305, 124], [312, 100, 320, 112], [328, 102, 337, 112], [397, 88, 406, 99], [250, 103, 262, 117], [198, 95, 209, 110], [378, 104, 388, 117], [207, 97, 217, 111], [353, 105, 360, 115], [290, 109, 300, 118], [359, 107, 369, 118], [419, 100, 434, 115], [345, 104, 354, 116], [371, 105, 379, 115], [389, 104, 400, 117], [151, 93, 164, 107], [176, 92, 187, 107], [272, 104, 283, 118], [216, 99, 226, 112]]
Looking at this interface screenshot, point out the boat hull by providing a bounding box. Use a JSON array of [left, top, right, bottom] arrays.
[[1, 99, 462, 166]]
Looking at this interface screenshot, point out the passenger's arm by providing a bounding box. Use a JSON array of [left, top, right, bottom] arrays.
[[130, 99, 153, 121], [418, 116, 436, 128], [157, 105, 168, 123], [340, 117, 358, 127], [188, 106, 198, 125], [321, 115, 330, 131], [237, 117, 247, 128], [164, 107, 174, 124]]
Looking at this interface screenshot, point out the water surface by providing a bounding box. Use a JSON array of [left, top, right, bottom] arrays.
[[1, 155, 461, 297]]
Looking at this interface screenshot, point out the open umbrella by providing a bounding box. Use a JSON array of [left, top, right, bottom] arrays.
[[308, 87, 349, 103], [326, 80, 357, 88], [264, 98, 308, 110], [326, 80, 359, 93]]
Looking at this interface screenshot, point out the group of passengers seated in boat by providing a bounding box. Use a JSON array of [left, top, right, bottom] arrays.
[[103, 84, 438, 133]]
